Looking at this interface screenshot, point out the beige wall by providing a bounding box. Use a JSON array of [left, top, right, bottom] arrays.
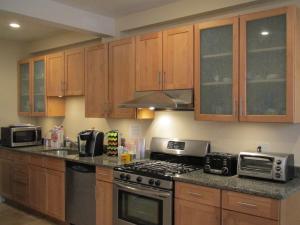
[[0, 39, 36, 129], [34, 0, 300, 166]]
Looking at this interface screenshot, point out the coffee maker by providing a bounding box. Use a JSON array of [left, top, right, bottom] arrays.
[[77, 130, 104, 157]]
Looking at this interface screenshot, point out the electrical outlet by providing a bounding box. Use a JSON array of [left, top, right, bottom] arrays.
[[257, 143, 270, 152]]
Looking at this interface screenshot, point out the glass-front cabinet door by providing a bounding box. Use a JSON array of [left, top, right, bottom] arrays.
[[32, 57, 46, 116], [240, 7, 294, 122], [19, 60, 31, 115], [195, 17, 239, 121]]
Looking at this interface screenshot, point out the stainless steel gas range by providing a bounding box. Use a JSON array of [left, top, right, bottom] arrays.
[[113, 137, 210, 225]]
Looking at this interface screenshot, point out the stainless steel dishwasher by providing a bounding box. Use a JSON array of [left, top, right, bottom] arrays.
[[66, 161, 96, 225]]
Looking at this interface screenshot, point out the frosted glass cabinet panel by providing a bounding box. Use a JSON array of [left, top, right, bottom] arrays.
[[240, 7, 295, 122], [33, 59, 46, 114], [19, 61, 31, 115], [195, 17, 239, 121]]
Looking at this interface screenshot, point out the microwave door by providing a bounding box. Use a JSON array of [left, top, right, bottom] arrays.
[[11, 127, 37, 147]]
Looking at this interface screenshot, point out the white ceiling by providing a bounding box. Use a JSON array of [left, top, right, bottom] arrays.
[[51, 0, 178, 17], [0, 10, 63, 42]]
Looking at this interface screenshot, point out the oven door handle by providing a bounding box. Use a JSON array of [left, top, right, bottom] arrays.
[[115, 182, 171, 199]]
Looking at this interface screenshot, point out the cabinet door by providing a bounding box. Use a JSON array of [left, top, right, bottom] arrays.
[[195, 17, 239, 122], [13, 164, 29, 205], [65, 48, 85, 96], [29, 165, 47, 213], [163, 25, 193, 90], [0, 159, 13, 199], [46, 52, 65, 97], [175, 198, 220, 225], [96, 181, 113, 225], [46, 169, 65, 221], [32, 56, 46, 116], [18, 60, 31, 115], [240, 7, 295, 122], [109, 38, 136, 118], [85, 44, 109, 118], [136, 32, 163, 91], [222, 210, 278, 225]]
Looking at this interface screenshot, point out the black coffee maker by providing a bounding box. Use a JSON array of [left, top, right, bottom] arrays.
[[77, 130, 104, 157]]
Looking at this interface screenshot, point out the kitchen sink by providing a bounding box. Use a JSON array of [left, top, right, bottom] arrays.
[[41, 149, 79, 157]]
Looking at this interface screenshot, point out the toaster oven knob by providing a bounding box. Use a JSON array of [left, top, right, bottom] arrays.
[[276, 160, 282, 165], [125, 174, 131, 181], [155, 180, 161, 186], [276, 166, 281, 172], [148, 179, 154, 185], [275, 173, 281, 178], [136, 176, 142, 183], [222, 167, 229, 175], [120, 173, 126, 180]]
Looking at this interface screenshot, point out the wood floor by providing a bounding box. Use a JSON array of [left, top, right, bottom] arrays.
[[0, 203, 58, 225]]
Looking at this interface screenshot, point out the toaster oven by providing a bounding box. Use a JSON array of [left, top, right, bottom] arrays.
[[237, 152, 294, 182]]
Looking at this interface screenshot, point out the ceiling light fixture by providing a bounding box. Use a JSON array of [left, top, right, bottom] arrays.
[[9, 22, 20, 29], [149, 106, 155, 111], [261, 31, 269, 36]]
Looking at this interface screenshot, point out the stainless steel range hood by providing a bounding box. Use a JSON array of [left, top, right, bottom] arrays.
[[119, 89, 193, 110]]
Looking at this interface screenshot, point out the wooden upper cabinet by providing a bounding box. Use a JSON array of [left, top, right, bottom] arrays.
[[163, 25, 194, 90], [109, 38, 136, 119], [18, 59, 32, 116], [85, 44, 109, 118], [136, 32, 163, 91], [239, 6, 300, 123], [46, 52, 65, 97], [65, 48, 85, 96], [194, 17, 239, 122]]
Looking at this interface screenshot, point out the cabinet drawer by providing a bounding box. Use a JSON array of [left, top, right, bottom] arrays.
[[29, 155, 45, 167], [222, 209, 278, 225], [14, 152, 30, 164], [45, 157, 65, 172], [175, 182, 221, 207], [222, 191, 280, 220], [96, 167, 113, 183]]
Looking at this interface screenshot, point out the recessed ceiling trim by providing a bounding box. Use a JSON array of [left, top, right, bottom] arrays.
[[0, 0, 116, 36]]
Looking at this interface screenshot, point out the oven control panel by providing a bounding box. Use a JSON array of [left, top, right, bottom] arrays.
[[113, 170, 173, 190]]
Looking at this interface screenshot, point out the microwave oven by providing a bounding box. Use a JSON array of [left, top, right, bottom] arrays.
[[237, 152, 294, 182], [1, 125, 42, 147]]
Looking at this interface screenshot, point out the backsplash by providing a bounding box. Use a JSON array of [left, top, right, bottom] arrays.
[[37, 97, 300, 166]]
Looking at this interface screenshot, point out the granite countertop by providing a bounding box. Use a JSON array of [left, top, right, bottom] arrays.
[[0, 145, 123, 168], [2, 145, 300, 200], [174, 169, 300, 200]]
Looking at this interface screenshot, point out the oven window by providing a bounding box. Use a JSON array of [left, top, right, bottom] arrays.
[[240, 156, 273, 173], [13, 131, 36, 143], [118, 190, 163, 225]]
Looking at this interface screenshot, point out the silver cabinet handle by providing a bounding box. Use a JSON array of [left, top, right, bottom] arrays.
[[238, 201, 257, 208], [188, 192, 203, 198]]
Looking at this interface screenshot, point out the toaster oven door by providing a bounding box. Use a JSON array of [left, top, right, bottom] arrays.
[[238, 154, 274, 179]]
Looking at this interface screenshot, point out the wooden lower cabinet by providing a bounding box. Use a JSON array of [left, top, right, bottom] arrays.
[[222, 210, 278, 225], [96, 180, 113, 225], [46, 169, 65, 221], [175, 198, 220, 225], [29, 165, 47, 213], [0, 159, 13, 199]]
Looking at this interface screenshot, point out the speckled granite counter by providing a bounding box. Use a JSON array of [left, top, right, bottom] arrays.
[[174, 169, 300, 200], [0, 145, 123, 168]]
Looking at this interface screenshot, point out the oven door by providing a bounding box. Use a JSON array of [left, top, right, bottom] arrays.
[[113, 180, 172, 225], [11, 127, 39, 147]]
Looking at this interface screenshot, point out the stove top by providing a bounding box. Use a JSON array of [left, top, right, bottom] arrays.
[[113, 137, 210, 190], [115, 160, 200, 179]]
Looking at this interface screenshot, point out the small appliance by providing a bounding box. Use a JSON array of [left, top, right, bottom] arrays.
[[113, 137, 210, 225], [1, 125, 42, 147], [77, 130, 104, 157], [237, 152, 294, 182], [204, 152, 238, 176]]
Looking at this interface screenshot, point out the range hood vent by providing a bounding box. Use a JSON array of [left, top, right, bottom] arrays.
[[119, 89, 193, 111]]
